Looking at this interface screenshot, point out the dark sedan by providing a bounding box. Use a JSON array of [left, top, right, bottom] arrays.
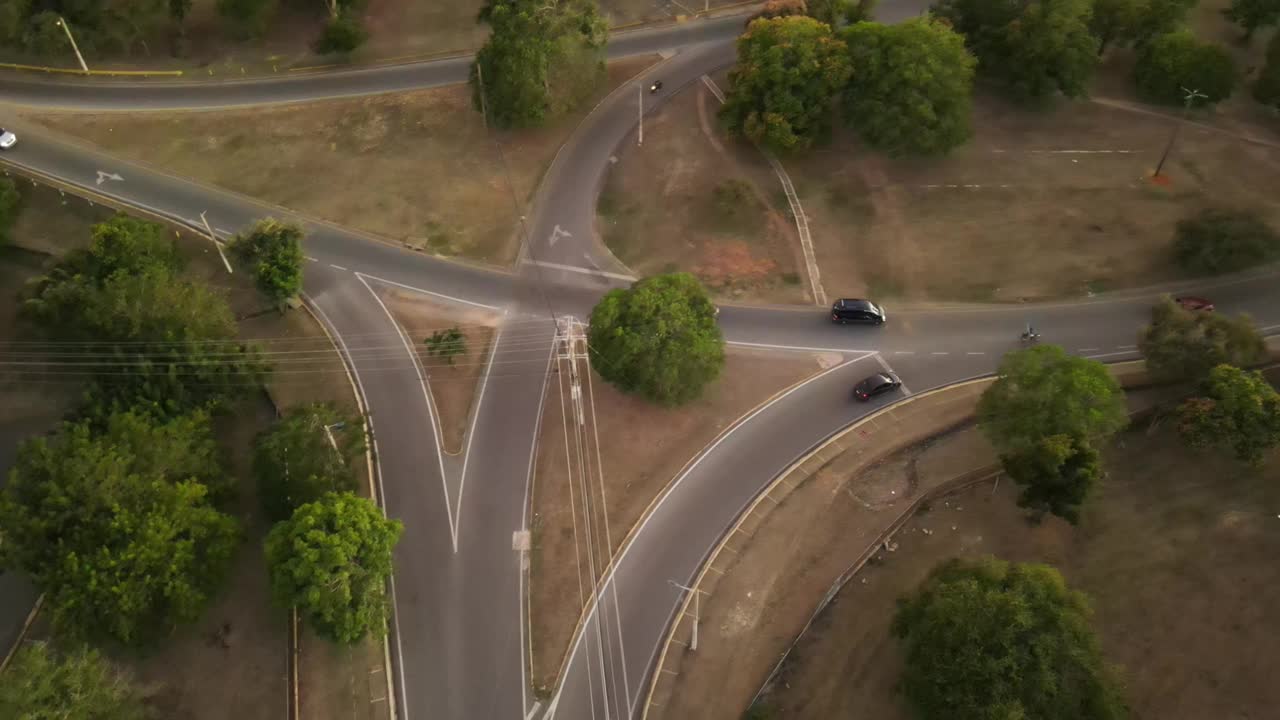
[[853, 372, 902, 402], [831, 298, 886, 325]]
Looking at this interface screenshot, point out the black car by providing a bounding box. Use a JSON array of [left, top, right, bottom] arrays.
[[831, 298, 886, 325], [853, 372, 902, 402]]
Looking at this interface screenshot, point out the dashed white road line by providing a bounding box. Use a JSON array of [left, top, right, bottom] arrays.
[[1077, 347, 1101, 352], [894, 351, 914, 355], [1117, 344, 1137, 349], [931, 351, 949, 355], [305, 256, 319, 262], [966, 351, 985, 356], [329, 263, 348, 271]]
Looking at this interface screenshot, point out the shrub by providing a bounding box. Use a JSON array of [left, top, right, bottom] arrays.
[[315, 12, 367, 54], [1133, 31, 1236, 106], [1173, 208, 1280, 275], [1253, 32, 1280, 110], [0, 176, 20, 244]]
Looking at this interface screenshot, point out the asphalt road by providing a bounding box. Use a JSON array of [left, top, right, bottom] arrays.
[[2, 8, 1279, 720]]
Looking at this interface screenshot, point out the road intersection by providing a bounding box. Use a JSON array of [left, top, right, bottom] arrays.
[[2, 6, 1279, 720]]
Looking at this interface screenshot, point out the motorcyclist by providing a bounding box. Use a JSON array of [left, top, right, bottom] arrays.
[[649, 80, 663, 93]]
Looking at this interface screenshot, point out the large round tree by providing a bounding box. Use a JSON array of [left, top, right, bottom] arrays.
[[719, 15, 852, 152], [894, 557, 1129, 720], [841, 18, 977, 156], [587, 273, 725, 406]]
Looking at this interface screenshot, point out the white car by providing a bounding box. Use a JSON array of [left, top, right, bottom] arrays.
[[0, 128, 15, 150]]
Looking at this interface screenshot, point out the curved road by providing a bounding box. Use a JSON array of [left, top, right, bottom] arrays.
[[2, 8, 1279, 720]]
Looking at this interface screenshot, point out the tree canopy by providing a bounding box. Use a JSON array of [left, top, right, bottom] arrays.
[[893, 557, 1128, 720], [254, 402, 364, 523], [931, 0, 1099, 99], [21, 214, 267, 421], [265, 492, 402, 644], [1178, 364, 1280, 465], [231, 217, 306, 306], [0, 642, 150, 720], [1133, 31, 1237, 107], [1090, 0, 1198, 55], [1138, 296, 1267, 383], [587, 273, 725, 406], [978, 345, 1128, 455], [1225, 0, 1280, 40], [1001, 433, 1102, 523], [0, 176, 20, 245], [470, 0, 606, 129], [1253, 31, 1280, 109], [0, 0, 170, 57], [0, 411, 239, 645], [1172, 207, 1280, 275], [840, 18, 976, 156], [719, 16, 853, 152], [216, 0, 278, 38]]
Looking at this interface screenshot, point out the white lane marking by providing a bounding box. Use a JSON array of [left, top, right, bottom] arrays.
[[550, 352, 879, 719], [453, 321, 508, 556], [215, 227, 232, 235], [873, 353, 913, 395], [1117, 344, 1137, 349], [525, 701, 542, 720], [966, 351, 985, 355], [1077, 347, 1101, 352], [303, 297, 410, 720], [894, 351, 914, 355], [305, 256, 319, 262], [356, 271, 503, 311], [330, 264, 349, 271], [355, 274, 458, 553], [524, 259, 637, 282], [931, 351, 949, 355], [1259, 323, 1280, 332], [519, 339, 557, 720], [1084, 350, 1141, 360], [727, 340, 874, 354]]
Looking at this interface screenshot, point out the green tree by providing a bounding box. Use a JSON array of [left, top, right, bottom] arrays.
[[22, 214, 267, 421], [720, 16, 852, 152], [588, 273, 725, 406], [1253, 31, 1280, 109], [1172, 207, 1280, 275], [471, 0, 606, 129], [840, 18, 976, 156], [1138, 296, 1267, 382], [0, 411, 239, 645], [315, 12, 367, 53], [230, 217, 305, 306], [265, 492, 402, 644], [1133, 31, 1237, 106], [1000, 433, 1102, 523], [979, 344, 1128, 455], [932, 0, 1099, 99], [0, 643, 150, 720], [893, 557, 1128, 720], [423, 326, 467, 365], [1225, 0, 1280, 40], [0, 176, 21, 244], [1090, 0, 1196, 54], [217, 0, 278, 37], [1178, 364, 1280, 464], [254, 403, 364, 523]]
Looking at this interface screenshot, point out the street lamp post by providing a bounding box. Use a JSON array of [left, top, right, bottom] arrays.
[[1153, 86, 1207, 179], [637, 84, 644, 147], [55, 16, 89, 74], [669, 580, 700, 651]]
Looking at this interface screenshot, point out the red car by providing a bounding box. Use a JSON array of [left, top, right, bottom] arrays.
[[1175, 296, 1215, 312]]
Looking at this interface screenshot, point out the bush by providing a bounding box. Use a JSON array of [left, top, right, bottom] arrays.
[[315, 12, 367, 54], [0, 176, 20, 244], [1253, 32, 1280, 110], [0, 643, 150, 719], [712, 179, 754, 221], [1133, 31, 1236, 106], [1173, 208, 1280, 275], [231, 217, 305, 306]]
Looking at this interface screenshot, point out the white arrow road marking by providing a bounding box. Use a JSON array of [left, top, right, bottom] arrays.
[[548, 224, 572, 247], [95, 170, 123, 186]]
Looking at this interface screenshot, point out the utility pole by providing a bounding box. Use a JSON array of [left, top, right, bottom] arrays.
[[1153, 87, 1207, 179], [55, 16, 89, 73], [637, 85, 644, 147], [668, 580, 700, 651]]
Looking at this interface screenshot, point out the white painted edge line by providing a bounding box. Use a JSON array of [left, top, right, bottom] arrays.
[[547, 351, 878, 720], [454, 319, 508, 542], [520, 337, 558, 720], [873, 352, 913, 395], [1084, 349, 1142, 360], [525, 259, 637, 282], [330, 264, 349, 271], [356, 271, 504, 311], [355, 273, 459, 553], [727, 340, 874, 354], [303, 295, 408, 720], [524, 702, 543, 720], [1259, 323, 1280, 333]]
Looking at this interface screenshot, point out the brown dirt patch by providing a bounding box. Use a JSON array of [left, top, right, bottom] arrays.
[[598, 82, 807, 303], [528, 348, 825, 693], [377, 289, 500, 454], [790, 90, 1280, 303], [26, 56, 660, 267]]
